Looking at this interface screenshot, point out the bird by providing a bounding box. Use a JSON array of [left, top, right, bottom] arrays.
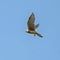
[[26, 12, 43, 38]]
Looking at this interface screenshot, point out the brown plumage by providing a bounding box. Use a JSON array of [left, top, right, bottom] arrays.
[[26, 12, 43, 38]]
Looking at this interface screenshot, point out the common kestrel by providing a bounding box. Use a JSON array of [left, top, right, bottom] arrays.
[[26, 12, 43, 38]]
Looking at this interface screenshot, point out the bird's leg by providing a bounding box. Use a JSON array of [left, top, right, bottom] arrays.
[[34, 34, 36, 36]]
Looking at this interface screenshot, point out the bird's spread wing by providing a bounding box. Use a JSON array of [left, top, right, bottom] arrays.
[[27, 13, 35, 30], [34, 24, 39, 29]]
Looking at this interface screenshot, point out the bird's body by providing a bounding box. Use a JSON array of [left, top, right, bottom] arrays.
[[26, 12, 43, 38]]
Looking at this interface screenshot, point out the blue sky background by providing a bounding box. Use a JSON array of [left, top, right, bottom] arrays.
[[0, 0, 60, 60]]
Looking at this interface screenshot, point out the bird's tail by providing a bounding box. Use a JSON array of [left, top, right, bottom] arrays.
[[35, 32, 43, 38]]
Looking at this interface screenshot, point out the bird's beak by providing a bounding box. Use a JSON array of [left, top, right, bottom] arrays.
[[26, 30, 27, 32]]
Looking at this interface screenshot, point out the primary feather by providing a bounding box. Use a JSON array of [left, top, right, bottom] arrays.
[[27, 13, 35, 30]]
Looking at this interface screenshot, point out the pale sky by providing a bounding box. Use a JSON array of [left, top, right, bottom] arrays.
[[0, 0, 60, 60]]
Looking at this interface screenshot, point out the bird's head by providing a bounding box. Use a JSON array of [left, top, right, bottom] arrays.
[[26, 29, 29, 33]]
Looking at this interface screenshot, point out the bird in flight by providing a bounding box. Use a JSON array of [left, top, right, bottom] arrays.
[[26, 12, 43, 38]]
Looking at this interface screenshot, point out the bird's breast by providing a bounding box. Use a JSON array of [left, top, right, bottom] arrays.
[[28, 31, 36, 34]]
